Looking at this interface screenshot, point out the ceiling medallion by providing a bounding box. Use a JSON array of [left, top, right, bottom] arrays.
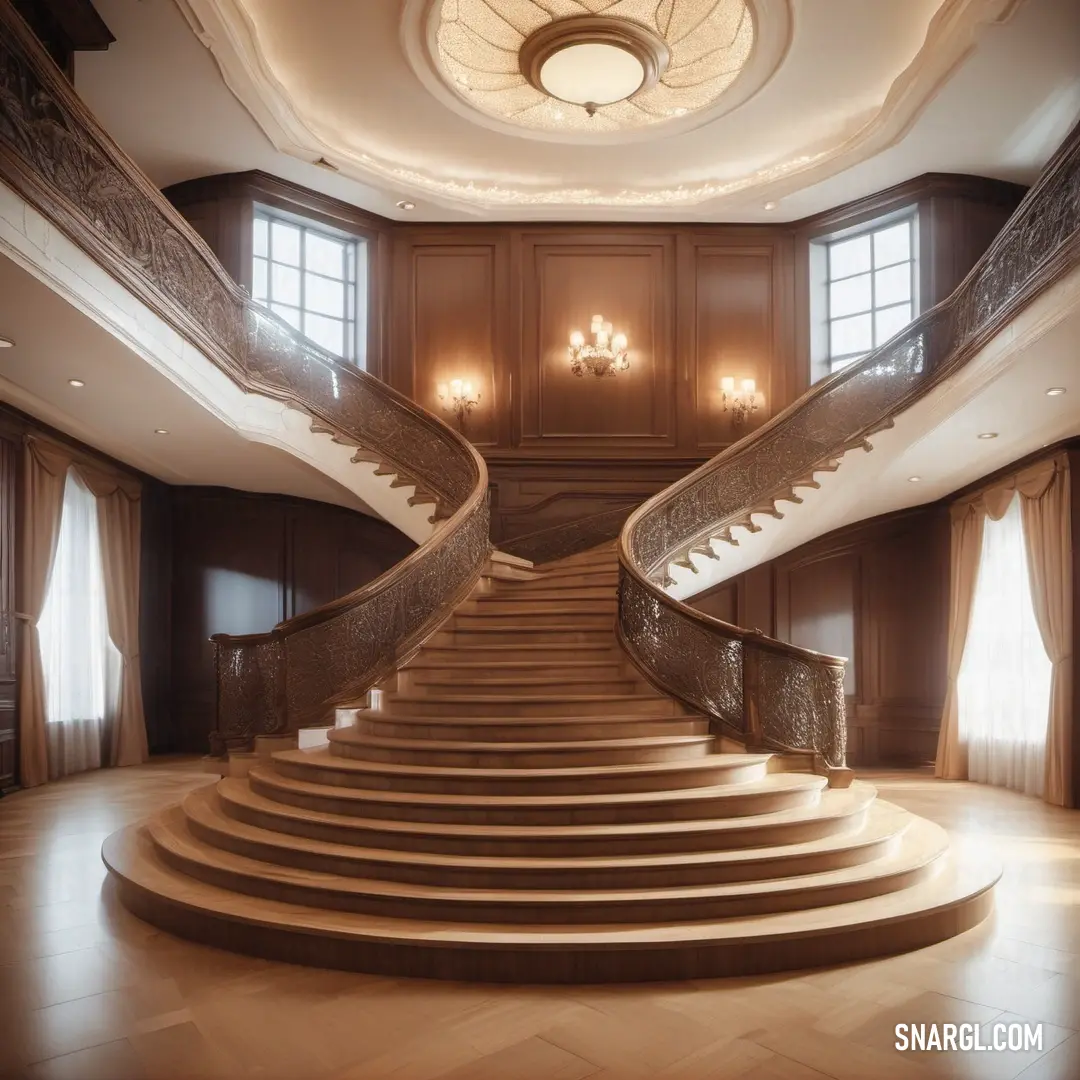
[[435, 0, 755, 134]]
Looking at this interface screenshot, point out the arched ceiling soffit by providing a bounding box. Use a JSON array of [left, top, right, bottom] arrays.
[[174, 0, 1026, 216]]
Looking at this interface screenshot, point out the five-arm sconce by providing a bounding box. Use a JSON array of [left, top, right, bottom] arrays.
[[568, 314, 629, 377], [720, 376, 760, 426], [437, 378, 481, 430]]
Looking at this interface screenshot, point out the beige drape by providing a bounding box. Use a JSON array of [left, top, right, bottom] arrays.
[[17, 440, 70, 788], [934, 502, 984, 782], [17, 437, 147, 787], [935, 453, 1073, 806], [81, 466, 147, 768], [1018, 458, 1073, 807]]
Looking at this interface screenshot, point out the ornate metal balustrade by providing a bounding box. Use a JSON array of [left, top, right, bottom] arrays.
[[618, 122, 1080, 775], [0, 3, 490, 751]]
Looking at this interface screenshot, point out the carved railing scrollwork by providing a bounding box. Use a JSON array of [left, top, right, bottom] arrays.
[[619, 121, 1080, 772], [0, 3, 490, 751]]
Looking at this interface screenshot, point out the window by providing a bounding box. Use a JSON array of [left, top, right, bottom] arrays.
[[252, 209, 367, 366], [957, 494, 1052, 797], [38, 470, 120, 777], [821, 216, 916, 373]]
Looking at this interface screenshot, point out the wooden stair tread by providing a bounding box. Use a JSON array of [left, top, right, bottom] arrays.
[[145, 805, 949, 905], [399, 676, 639, 688], [328, 732, 710, 754], [276, 747, 758, 782], [249, 763, 815, 809], [186, 785, 905, 872], [105, 821, 998, 947], [218, 776, 875, 843], [403, 656, 626, 665], [380, 693, 662, 705], [426, 643, 617, 652], [353, 713, 705, 728]]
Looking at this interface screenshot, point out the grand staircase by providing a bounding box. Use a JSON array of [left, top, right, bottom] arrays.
[[102, 542, 997, 982], [4, 1, 1076, 985]]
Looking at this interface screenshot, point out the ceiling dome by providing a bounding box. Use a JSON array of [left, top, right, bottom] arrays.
[[435, 0, 755, 134]]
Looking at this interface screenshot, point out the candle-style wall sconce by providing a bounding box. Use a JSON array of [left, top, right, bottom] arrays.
[[720, 376, 761, 427], [437, 378, 481, 431]]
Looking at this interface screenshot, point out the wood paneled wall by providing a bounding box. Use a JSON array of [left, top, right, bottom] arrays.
[[157, 487, 415, 753], [693, 506, 950, 767], [166, 171, 1022, 541]]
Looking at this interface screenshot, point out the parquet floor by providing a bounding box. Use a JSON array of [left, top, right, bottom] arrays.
[[0, 759, 1077, 1080]]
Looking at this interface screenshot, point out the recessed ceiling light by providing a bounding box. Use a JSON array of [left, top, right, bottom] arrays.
[[1046, 387, 1066, 396], [154, 428, 169, 435], [977, 432, 998, 440], [0, 336, 13, 348], [908, 476, 922, 482], [763, 201, 777, 211], [67, 378, 85, 387], [396, 200, 416, 211]]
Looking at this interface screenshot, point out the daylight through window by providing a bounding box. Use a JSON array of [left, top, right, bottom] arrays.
[[252, 210, 366, 365], [825, 217, 915, 372]]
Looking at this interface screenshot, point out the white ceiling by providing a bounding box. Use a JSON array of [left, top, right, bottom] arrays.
[[72, 0, 1080, 222], [0, 250, 374, 512]]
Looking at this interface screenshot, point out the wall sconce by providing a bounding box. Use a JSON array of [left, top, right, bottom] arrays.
[[568, 314, 629, 377], [721, 376, 760, 426], [437, 378, 480, 430]]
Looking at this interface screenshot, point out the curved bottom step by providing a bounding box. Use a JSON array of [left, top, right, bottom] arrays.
[[102, 822, 999, 983]]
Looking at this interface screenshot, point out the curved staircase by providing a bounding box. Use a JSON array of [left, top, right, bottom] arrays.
[[103, 542, 999, 983]]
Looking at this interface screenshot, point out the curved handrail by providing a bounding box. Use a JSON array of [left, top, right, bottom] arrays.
[[618, 121, 1080, 771], [0, 4, 490, 750]]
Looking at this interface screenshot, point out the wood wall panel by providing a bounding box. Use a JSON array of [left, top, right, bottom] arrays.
[[777, 551, 859, 698], [165, 488, 414, 753], [520, 238, 674, 446], [405, 246, 501, 447], [487, 459, 692, 544], [690, 506, 949, 767], [692, 247, 777, 447]]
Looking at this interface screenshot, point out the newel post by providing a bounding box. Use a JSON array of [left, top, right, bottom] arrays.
[[741, 637, 762, 743]]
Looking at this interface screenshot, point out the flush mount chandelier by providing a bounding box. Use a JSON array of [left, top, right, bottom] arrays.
[[435, 0, 755, 133]]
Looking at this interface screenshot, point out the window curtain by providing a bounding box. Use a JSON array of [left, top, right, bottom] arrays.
[[39, 469, 117, 780], [17, 437, 147, 787], [933, 501, 984, 783], [17, 440, 69, 788], [935, 453, 1073, 806], [957, 493, 1051, 797]]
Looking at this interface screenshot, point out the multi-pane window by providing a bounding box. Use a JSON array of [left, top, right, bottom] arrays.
[[825, 217, 915, 372], [252, 210, 366, 365]]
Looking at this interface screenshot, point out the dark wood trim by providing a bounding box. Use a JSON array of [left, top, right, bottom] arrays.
[[794, 173, 1027, 239], [11, 0, 113, 81]]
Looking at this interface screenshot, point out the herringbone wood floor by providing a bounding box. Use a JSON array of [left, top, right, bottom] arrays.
[[0, 759, 1077, 1080]]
